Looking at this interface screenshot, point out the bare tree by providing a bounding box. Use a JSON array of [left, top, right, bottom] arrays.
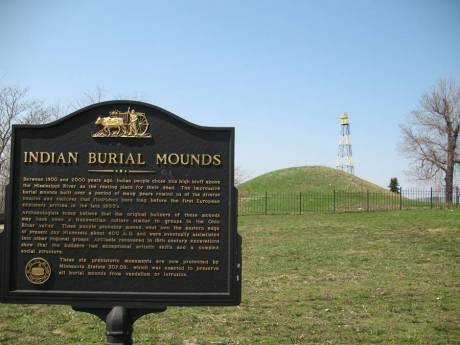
[[400, 79, 460, 203], [1, 83, 148, 179], [0, 85, 57, 187], [71, 85, 108, 110], [0, 86, 28, 177], [0, 84, 98, 212], [70, 85, 150, 111], [235, 166, 250, 187]]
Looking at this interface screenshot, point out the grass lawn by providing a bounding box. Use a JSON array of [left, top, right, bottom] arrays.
[[1, 210, 459, 344]]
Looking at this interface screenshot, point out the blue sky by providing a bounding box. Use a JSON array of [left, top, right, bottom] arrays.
[[1, 0, 459, 187]]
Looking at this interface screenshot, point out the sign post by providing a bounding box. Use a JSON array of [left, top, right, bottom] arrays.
[[0, 101, 241, 343]]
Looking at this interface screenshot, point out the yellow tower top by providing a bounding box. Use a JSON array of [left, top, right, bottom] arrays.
[[340, 112, 349, 125]]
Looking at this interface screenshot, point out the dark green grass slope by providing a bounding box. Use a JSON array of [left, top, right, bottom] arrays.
[[0, 210, 459, 345]]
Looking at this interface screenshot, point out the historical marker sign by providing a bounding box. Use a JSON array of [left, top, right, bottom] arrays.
[[0, 101, 241, 308]]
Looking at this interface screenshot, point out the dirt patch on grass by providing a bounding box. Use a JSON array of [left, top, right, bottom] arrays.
[[427, 227, 454, 235], [182, 340, 199, 345]]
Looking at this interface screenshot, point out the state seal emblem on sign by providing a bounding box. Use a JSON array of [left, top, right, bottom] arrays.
[[25, 257, 52, 285], [92, 107, 151, 138]]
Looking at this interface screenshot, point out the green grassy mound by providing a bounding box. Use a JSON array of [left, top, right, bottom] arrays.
[[237, 166, 425, 214], [239, 166, 387, 193]]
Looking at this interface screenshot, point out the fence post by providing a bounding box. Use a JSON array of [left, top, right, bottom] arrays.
[[430, 187, 433, 209], [264, 191, 268, 215], [333, 190, 336, 213], [366, 190, 369, 212], [399, 187, 402, 210], [299, 192, 302, 215]]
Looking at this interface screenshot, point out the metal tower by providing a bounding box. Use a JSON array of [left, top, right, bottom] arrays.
[[336, 112, 354, 175]]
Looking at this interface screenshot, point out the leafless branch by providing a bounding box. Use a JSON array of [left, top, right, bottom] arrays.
[[0, 85, 56, 188], [234, 167, 250, 186], [71, 85, 108, 110], [400, 79, 460, 202]]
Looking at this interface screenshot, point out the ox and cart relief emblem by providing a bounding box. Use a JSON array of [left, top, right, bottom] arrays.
[[92, 107, 151, 138]]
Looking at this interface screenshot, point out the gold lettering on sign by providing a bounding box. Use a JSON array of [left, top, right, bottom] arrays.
[[155, 153, 222, 167], [24, 152, 78, 165], [19, 175, 225, 282], [88, 152, 146, 165]]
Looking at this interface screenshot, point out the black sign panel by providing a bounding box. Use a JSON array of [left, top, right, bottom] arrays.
[[0, 101, 241, 308]]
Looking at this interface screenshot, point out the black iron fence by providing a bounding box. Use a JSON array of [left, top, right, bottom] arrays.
[[238, 187, 460, 215], [1, 184, 459, 216]]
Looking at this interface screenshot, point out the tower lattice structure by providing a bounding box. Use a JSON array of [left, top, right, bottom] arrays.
[[336, 112, 354, 175]]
